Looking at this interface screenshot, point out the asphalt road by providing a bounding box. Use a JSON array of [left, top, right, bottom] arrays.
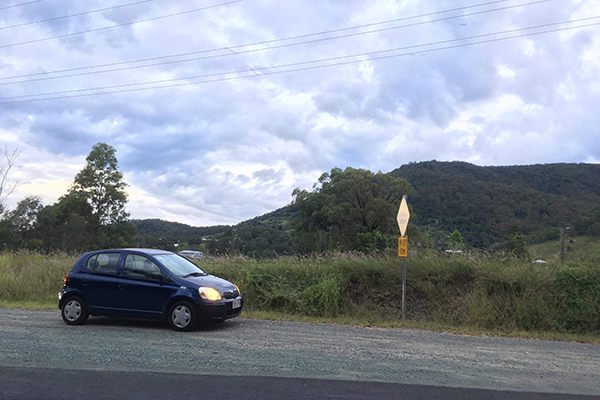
[[1, 308, 599, 399]]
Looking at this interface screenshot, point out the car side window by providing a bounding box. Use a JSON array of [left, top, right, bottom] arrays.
[[86, 253, 120, 274], [122, 254, 162, 280]]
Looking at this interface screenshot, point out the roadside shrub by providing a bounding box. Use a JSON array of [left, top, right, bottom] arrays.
[[551, 265, 600, 333], [300, 276, 342, 316]]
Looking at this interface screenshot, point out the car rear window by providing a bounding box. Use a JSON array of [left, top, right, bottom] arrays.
[[86, 253, 120, 274]]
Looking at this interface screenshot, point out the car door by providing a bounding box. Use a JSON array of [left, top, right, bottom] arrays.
[[79, 252, 122, 314], [116, 253, 178, 317]]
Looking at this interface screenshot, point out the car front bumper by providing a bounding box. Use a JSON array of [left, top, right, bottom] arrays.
[[199, 296, 243, 321]]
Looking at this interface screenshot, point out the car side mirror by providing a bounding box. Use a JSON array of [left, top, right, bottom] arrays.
[[151, 272, 164, 282]]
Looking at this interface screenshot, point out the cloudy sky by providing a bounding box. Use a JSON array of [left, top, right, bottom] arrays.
[[0, 0, 598, 226]]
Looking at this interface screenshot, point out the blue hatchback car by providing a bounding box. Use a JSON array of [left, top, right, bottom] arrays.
[[58, 248, 243, 331]]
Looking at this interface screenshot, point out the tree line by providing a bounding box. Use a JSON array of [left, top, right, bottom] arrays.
[[1, 145, 598, 257]]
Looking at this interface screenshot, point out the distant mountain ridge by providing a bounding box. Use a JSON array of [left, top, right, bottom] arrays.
[[391, 161, 600, 199], [133, 161, 600, 249], [131, 218, 230, 243], [389, 161, 600, 247], [132, 207, 298, 243]]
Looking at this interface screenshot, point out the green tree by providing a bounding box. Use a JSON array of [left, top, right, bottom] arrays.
[[8, 195, 43, 248], [588, 222, 600, 237], [0, 218, 14, 250], [52, 143, 136, 251], [54, 190, 97, 251], [69, 142, 129, 225], [505, 225, 529, 259], [448, 230, 463, 251], [293, 167, 413, 252], [30, 205, 61, 251]]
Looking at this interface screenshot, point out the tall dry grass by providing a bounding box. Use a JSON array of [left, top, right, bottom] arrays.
[[199, 251, 599, 334], [0, 251, 76, 305], [1, 250, 599, 334]]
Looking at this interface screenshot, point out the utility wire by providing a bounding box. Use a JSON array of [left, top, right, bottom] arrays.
[[0, 0, 155, 31], [0, 0, 42, 12], [0, 0, 243, 50], [0, 0, 548, 85], [1, 17, 597, 104], [0, 0, 510, 80]]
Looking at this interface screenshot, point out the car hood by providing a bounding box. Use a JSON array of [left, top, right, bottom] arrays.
[[178, 274, 236, 292]]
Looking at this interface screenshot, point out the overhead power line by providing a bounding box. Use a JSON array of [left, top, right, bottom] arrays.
[[0, 0, 42, 12], [1, 17, 597, 105], [0, 0, 244, 50], [0, 0, 512, 80], [0, 0, 155, 31], [0, 0, 548, 85]]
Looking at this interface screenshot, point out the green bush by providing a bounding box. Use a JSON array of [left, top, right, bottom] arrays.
[[552, 266, 600, 333]]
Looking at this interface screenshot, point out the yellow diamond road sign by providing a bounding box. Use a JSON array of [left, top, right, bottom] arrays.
[[397, 196, 410, 237]]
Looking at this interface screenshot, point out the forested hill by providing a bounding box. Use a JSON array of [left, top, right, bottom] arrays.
[[132, 161, 599, 251], [389, 161, 600, 247], [131, 207, 297, 248], [132, 219, 230, 243]]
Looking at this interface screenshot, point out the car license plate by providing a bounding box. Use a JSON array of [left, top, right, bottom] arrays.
[[232, 299, 241, 309]]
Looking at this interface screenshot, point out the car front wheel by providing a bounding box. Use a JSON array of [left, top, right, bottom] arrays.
[[168, 301, 197, 331], [61, 296, 89, 325]]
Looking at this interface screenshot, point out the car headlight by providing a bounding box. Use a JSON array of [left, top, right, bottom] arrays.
[[199, 287, 222, 301]]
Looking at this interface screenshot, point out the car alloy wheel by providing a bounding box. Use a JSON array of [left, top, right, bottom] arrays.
[[61, 296, 89, 325], [168, 301, 197, 331], [64, 300, 81, 321]]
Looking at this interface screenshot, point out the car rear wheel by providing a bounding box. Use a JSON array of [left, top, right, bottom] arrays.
[[61, 296, 89, 325], [168, 301, 197, 331]]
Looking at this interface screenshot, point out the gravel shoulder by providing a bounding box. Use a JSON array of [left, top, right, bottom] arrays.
[[1, 308, 599, 395]]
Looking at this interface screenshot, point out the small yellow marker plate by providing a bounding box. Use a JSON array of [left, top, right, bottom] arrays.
[[398, 237, 408, 258]]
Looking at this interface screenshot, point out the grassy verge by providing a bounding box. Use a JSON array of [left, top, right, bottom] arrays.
[[1, 250, 599, 343], [200, 252, 600, 340]]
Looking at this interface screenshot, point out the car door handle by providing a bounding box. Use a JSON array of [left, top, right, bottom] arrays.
[[118, 284, 127, 291], [82, 280, 90, 287]]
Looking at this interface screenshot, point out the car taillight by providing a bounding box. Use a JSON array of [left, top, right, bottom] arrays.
[[63, 273, 69, 285]]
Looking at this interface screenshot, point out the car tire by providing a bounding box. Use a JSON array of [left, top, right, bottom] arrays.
[[168, 300, 197, 331], [61, 296, 89, 325]]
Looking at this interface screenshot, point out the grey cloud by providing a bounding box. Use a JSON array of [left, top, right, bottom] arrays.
[[1, 0, 597, 225], [236, 174, 251, 184], [26, 112, 113, 155], [243, 0, 365, 39], [100, 2, 155, 25], [258, 111, 314, 141], [14, 0, 93, 33], [253, 168, 284, 183], [313, 84, 372, 119]]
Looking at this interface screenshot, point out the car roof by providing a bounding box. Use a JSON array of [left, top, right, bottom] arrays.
[[121, 248, 175, 255], [86, 248, 174, 256]]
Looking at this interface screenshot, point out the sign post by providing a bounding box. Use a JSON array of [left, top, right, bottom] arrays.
[[396, 196, 410, 320]]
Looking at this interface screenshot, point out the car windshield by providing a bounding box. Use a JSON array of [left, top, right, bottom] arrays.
[[153, 254, 206, 277]]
